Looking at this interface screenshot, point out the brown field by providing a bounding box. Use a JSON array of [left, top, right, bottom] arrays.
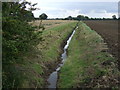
[[30, 20, 76, 29], [84, 20, 119, 59]]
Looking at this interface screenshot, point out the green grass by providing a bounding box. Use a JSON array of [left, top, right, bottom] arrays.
[[38, 22, 77, 62], [58, 22, 120, 88], [20, 21, 77, 87]]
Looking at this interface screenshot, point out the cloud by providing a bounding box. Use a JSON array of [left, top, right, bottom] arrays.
[[86, 10, 118, 18], [45, 9, 81, 18], [57, 9, 81, 18], [30, 1, 118, 18], [33, 8, 82, 18], [40, 7, 59, 11], [33, 9, 118, 18]]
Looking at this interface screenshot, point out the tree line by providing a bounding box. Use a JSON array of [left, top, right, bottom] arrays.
[[60, 15, 119, 20], [36, 14, 119, 20]]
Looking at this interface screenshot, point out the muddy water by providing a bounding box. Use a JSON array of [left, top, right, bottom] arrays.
[[47, 26, 78, 89]]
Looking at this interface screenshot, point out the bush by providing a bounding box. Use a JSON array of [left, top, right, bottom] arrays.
[[2, 2, 42, 88]]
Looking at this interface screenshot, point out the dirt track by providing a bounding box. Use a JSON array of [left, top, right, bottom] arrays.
[[84, 20, 119, 59]]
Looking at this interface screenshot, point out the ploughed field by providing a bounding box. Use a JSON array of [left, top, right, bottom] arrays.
[[84, 20, 119, 58]]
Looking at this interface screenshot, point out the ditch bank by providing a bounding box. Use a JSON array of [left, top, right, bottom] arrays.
[[57, 22, 120, 88], [47, 24, 78, 88], [37, 22, 78, 88]]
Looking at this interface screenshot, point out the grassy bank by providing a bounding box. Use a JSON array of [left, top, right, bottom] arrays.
[[58, 22, 120, 88], [21, 21, 77, 87]]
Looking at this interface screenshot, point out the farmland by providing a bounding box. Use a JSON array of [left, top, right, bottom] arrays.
[[2, 1, 119, 89], [30, 20, 76, 30], [84, 20, 119, 58], [3, 19, 120, 88], [57, 21, 119, 88]]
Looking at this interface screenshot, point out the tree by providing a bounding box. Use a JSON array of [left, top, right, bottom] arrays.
[[103, 17, 105, 20], [39, 13, 48, 20], [77, 15, 86, 20], [84, 16, 89, 20], [112, 15, 117, 20], [68, 16, 72, 20], [2, 1, 42, 88], [38, 13, 48, 29]]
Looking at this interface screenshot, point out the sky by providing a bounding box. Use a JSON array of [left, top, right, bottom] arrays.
[[26, 0, 119, 18]]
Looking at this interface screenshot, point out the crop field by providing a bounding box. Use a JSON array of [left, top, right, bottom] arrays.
[[30, 20, 76, 30], [84, 20, 119, 58]]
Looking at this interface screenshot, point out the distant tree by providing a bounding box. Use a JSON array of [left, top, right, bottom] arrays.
[[64, 18, 68, 20], [77, 15, 83, 20], [84, 16, 89, 20], [38, 13, 48, 29], [94, 18, 97, 20], [103, 17, 105, 20], [112, 15, 117, 20], [68, 16, 72, 20], [77, 15, 87, 20], [39, 13, 48, 20], [56, 18, 59, 20], [91, 18, 94, 20]]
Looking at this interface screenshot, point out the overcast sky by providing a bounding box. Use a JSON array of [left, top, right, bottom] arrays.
[[26, 0, 119, 18]]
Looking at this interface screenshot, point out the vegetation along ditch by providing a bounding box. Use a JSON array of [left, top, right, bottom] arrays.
[[47, 23, 78, 88], [2, 1, 119, 88], [57, 22, 120, 88]]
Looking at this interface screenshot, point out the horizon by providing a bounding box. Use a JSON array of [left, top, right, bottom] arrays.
[[26, 0, 119, 18]]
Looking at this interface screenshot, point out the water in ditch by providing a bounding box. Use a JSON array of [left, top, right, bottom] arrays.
[[47, 26, 78, 89]]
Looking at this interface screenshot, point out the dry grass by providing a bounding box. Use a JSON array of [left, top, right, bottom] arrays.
[[30, 20, 76, 30]]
